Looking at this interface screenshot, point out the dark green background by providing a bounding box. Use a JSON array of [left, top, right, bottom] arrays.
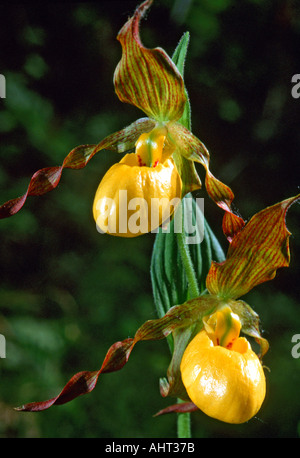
[[0, 0, 299, 438]]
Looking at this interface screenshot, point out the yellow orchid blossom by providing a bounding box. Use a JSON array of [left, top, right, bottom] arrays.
[[181, 306, 266, 424], [92, 127, 182, 236]]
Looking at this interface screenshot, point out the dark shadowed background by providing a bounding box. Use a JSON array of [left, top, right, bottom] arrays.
[[0, 0, 299, 438]]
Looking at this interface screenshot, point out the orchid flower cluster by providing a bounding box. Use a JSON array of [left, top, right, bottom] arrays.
[[0, 0, 299, 432]]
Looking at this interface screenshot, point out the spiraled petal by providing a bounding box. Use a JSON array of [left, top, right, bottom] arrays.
[[168, 122, 245, 240], [15, 295, 220, 411], [0, 118, 154, 219]]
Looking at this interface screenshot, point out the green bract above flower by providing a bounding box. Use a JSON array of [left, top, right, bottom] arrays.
[[0, 0, 243, 241], [14, 194, 299, 413]]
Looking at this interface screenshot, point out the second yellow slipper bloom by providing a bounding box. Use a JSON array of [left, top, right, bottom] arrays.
[[93, 127, 182, 237], [180, 306, 266, 424]]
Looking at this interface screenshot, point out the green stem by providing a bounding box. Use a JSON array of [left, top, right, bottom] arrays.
[[177, 399, 192, 438], [175, 211, 200, 439]]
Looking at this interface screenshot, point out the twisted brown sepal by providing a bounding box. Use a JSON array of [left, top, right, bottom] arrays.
[[15, 282, 271, 411], [0, 118, 154, 219], [15, 296, 218, 412], [204, 169, 245, 242], [154, 402, 198, 417], [167, 122, 245, 241]]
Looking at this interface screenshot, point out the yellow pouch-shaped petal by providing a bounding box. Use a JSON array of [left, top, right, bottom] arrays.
[[180, 330, 266, 424], [93, 153, 182, 237]]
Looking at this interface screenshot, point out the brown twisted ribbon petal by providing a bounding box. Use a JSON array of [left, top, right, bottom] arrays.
[[15, 296, 218, 412], [0, 118, 154, 219], [167, 121, 246, 241], [154, 402, 198, 417]]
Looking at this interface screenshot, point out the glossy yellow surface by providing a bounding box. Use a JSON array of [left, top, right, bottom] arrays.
[[93, 153, 181, 237], [180, 312, 266, 424], [93, 127, 182, 237]]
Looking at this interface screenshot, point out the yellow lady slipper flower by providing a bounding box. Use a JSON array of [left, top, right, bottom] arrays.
[[93, 127, 182, 236], [156, 195, 298, 422], [180, 306, 266, 424]]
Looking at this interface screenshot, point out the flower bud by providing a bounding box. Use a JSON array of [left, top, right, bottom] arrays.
[[180, 307, 266, 424]]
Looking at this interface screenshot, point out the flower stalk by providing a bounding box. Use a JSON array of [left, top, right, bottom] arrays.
[[175, 217, 198, 438]]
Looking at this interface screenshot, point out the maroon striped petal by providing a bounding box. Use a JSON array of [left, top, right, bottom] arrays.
[[206, 194, 300, 300], [168, 122, 245, 241], [0, 118, 154, 219], [205, 169, 245, 242], [154, 402, 198, 417], [114, 0, 186, 122]]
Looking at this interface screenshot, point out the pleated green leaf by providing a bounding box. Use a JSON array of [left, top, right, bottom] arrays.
[[150, 194, 225, 322]]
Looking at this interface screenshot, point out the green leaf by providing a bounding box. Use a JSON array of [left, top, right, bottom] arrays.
[[172, 32, 190, 77], [170, 32, 202, 198], [172, 32, 191, 131], [171, 31, 191, 129], [150, 194, 225, 323]]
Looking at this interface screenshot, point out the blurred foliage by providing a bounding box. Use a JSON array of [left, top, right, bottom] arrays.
[[0, 0, 299, 438]]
